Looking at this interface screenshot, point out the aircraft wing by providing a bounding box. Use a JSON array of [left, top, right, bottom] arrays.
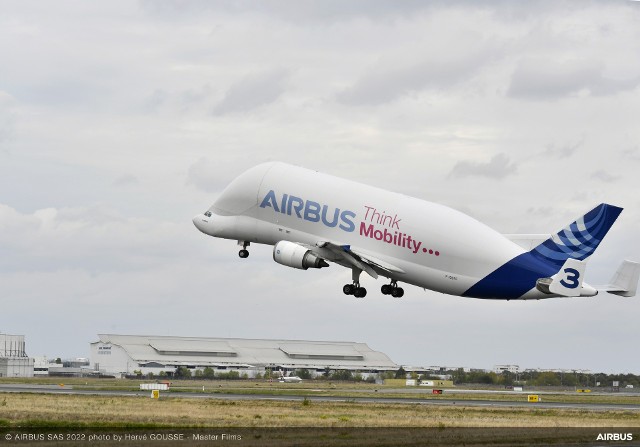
[[315, 241, 404, 279]]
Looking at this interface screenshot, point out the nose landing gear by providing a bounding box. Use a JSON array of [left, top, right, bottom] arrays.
[[381, 281, 404, 298], [238, 241, 250, 258]]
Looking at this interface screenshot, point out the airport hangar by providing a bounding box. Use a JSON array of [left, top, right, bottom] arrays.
[[90, 334, 400, 378]]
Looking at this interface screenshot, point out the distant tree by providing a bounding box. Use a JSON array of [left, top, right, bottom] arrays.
[[394, 367, 407, 379], [159, 371, 167, 377], [561, 372, 577, 387], [147, 372, 155, 379], [175, 366, 191, 379], [55, 358, 62, 364], [331, 370, 353, 381], [202, 367, 215, 379], [533, 372, 561, 387], [194, 369, 204, 378], [295, 369, 312, 380], [500, 371, 514, 386], [464, 371, 496, 384], [217, 371, 240, 380]]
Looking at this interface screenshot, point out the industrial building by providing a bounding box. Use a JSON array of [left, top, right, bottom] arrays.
[[90, 334, 399, 378], [0, 333, 34, 377], [494, 365, 521, 374]]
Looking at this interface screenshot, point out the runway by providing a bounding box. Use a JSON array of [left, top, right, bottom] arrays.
[[1, 384, 639, 412]]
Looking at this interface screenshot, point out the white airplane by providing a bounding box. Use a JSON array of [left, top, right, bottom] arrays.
[[193, 162, 639, 300], [278, 375, 303, 383]]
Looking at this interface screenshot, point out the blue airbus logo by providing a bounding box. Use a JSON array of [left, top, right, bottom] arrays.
[[259, 190, 356, 232]]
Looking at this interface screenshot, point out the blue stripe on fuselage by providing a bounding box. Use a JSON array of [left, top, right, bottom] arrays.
[[463, 252, 558, 299]]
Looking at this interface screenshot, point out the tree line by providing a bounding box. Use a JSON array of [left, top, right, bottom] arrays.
[[445, 369, 639, 388], [131, 366, 640, 387]]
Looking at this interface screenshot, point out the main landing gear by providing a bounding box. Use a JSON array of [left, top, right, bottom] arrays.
[[343, 268, 367, 298], [381, 280, 404, 298], [342, 270, 405, 298], [343, 283, 367, 298], [238, 241, 250, 258]]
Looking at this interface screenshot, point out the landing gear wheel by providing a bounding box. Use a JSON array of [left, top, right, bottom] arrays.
[[354, 287, 367, 298], [343, 284, 355, 295], [238, 249, 249, 258], [391, 287, 404, 298], [381, 284, 392, 295]]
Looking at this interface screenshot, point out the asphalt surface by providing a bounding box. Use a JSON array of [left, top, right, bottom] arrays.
[[1, 384, 639, 411]]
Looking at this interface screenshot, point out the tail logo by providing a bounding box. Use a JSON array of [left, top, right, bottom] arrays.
[[559, 268, 580, 289], [531, 204, 622, 268]]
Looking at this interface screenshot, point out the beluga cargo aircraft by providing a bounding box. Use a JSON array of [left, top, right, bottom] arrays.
[[193, 162, 639, 300]]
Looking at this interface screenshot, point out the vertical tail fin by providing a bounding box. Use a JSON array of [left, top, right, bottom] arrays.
[[530, 204, 623, 268]]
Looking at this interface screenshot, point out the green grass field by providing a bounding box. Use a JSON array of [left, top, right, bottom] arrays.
[[1, 393, 639, 429], [1, 378, 639, 429]]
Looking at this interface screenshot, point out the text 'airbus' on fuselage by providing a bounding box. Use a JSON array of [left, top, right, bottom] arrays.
[[193, 162, 639, 300]]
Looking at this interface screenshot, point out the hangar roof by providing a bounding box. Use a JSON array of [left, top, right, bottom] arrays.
[[93, 334, 398, 370]]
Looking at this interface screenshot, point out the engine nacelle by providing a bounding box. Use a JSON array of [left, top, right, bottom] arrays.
[[273, 241, 329, 270]]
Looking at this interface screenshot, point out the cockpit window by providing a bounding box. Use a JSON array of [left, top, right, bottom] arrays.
[[204, 211, 212, 217]]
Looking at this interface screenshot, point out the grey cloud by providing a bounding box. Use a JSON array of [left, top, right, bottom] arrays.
[[541, 140, 582, 159], [591, 169, 620, 183], [526, 206, 556, 217], [143, 89, 168, 112], [508, 58, 640, 100], [187, 157, 226, 193], [337, 41, 502, 106], [0, 97, 15, 148], [140, 0, 435, 22], [449, 153, 517, 180], [180, 84, 213, 108], [0, 204, 195, 273], [212, 69, 288, 115], [6, 77, 111, 108], [113, 174, 139, 187], [621, 147, 640, 162]]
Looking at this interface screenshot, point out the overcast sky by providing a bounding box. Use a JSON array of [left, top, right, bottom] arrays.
[[1, 0, 639, 374]]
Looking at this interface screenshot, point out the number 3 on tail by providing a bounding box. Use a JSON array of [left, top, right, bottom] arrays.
[[559, 268, 580, 289]]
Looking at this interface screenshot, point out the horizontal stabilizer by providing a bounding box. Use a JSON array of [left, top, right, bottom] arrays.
[[598, 260, 640, 297]]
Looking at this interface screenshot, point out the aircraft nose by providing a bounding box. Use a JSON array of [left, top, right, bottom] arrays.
[[192, 214, 209, 233]]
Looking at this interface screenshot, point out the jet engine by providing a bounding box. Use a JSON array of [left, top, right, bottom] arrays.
[[273, 241, 329, 270]]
